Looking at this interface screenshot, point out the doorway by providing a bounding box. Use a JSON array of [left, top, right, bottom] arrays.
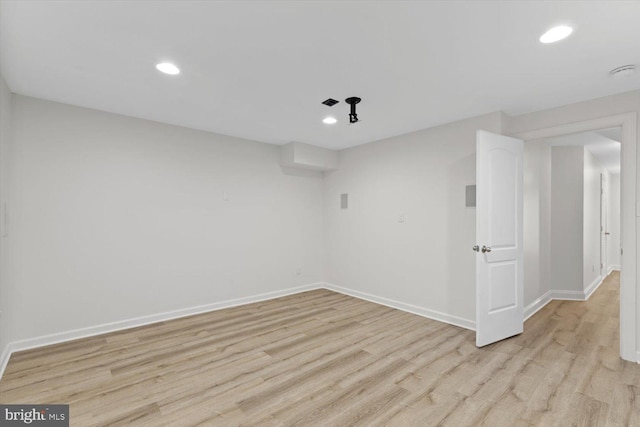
[[536, 128, 621, 302], [514, 113, 635, 362]]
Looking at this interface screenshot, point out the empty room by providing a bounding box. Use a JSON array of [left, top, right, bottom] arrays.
[[1, 1, 640, 426]]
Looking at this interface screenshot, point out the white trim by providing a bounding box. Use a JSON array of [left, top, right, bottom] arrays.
[[513, 111, 637, 363], [549, 290, 587, 301], [323, 282, 476, 331], [524, 273, 609, 322], [546, 283, 603, 302], [584, 276, 604, 300], [513, 113, 636, 142], [0, 283, 323, 380], [0, 344, 11, 382], [608, 265, 621, 274], [524, 291, 552, 321]]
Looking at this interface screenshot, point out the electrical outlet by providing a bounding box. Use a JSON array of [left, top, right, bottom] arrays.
[[398, 212, 405, 223]]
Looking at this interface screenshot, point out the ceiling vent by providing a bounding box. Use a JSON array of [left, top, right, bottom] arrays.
[[322, 98, 339, 107], [610, 65, 636, 78]]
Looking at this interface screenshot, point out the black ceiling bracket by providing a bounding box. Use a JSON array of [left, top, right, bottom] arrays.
[[345, 97, 361, 124]]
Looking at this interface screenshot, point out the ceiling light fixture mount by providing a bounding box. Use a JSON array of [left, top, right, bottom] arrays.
[[345, 97, 361, 124]]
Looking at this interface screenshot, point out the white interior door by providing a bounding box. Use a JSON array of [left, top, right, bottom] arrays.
[[600, 174, 608, 277], [475, 130, 524, 347]]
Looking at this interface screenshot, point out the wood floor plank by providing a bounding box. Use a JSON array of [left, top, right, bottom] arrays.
[[1, 272, 638, 426]]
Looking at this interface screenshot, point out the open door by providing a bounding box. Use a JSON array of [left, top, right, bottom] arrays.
[[475, 130, 524, 347]]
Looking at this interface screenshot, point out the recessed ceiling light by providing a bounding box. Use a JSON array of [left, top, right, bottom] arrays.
[[323, 117, 337, 125], [610, 64, 636, 78], [539, 25, 573, 44], [156, 62, 180, 75]]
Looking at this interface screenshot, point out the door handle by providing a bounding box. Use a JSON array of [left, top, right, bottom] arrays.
[[472, 245, 480, 252], [605, 232, 610, 235], [482, 245, 492, 253]]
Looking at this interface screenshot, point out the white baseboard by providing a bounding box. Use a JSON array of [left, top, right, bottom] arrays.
[[584, 275, 604, 300], [524, 275, 606, 324], [0, 283, 323, 380], [322, 282, 476, 331], [608, 265, 621, 274], [550, 289, 586, 301], [0, 343, 11, 383], [524, 291, 552, 321], [548, 275, 606, 304]]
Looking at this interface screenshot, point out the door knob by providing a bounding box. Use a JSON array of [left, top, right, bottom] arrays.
[[605, 232, 610, 235], [472, 245, 480, 252], [482, 245, 492, 253]]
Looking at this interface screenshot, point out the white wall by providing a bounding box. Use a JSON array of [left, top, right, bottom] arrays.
[[608, 173, 621, 270], [1, 88, 638, 364], [583, 149, 604, 289], [280, 142, 338, 171], [523, 140, 551, 307], [0, 74, 11, 359], [546, 146, 606, 295], [7, 95, 324, 344], [324, 112, 504, 327], [550, 146, 584, 293], [540, 143, 552, 301]]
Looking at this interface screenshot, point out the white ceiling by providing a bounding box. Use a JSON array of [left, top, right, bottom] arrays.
[[546, 128, 621, 174], [1, 1, 639, 150]]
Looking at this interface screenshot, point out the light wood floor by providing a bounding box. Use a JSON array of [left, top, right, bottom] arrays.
[[1, 272, 638, 426]]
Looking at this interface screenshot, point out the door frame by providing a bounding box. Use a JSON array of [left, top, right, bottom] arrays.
[[600, 173, 608, 279], [512, 112, 636, 362]]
